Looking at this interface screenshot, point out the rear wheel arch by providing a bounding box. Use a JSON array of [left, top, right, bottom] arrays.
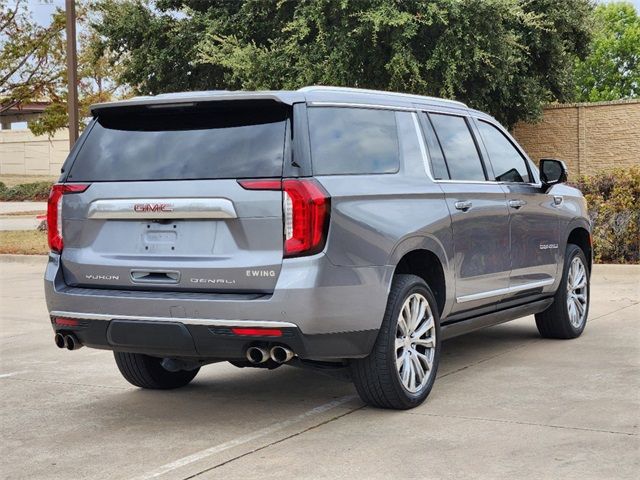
[[392, 248, 447, 317]]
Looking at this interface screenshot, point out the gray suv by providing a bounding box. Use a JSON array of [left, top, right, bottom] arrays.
[[45, 86, 591, 409]]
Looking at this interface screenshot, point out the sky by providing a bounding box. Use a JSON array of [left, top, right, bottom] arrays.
[[24, 0, 640, 26]]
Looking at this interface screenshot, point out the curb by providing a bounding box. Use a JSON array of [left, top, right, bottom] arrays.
[[0, 254, 48, 264]]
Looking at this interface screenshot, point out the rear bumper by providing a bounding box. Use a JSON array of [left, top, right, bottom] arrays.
[[45, 253, 393, 359]]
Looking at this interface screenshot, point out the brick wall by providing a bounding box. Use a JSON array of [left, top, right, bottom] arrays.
[[0, 129, 69, 176], [512, 99, 640, 176]]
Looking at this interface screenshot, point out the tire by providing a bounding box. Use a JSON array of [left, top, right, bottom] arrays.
[[351, 274, 441, 410], [114, 352, 199, 389], [535, 244, 590, 339]]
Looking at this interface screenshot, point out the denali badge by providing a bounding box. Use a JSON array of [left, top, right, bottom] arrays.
[[539, 243, 559, 250], [133, 203, 174, 213], [246, 270, 276, 277], [190, 278, 236, 284], [85, 274, 120, 281]]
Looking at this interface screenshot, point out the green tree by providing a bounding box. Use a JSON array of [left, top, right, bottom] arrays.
[[0, 1, 126, 135], [93, 0, 594, 127], [0, 0, 66, 114], [574, 1, 640, 102]]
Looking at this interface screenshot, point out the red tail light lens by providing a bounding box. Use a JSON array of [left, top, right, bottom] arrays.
[[47, 184, 90, 253], [238, 178, 330, 257]]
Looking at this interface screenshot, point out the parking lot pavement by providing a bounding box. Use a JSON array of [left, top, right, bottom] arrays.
[[0, 259, 638, 480]]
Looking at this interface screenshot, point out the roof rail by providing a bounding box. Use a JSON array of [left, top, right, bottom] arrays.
[[298, 85, 467, 108]]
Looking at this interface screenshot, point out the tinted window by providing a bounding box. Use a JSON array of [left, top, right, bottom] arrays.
[[477, 121, 530, 183], [421, 114, 449, 180], [68, 106, 287, 181], [308, 107, 399, 175], [429, 113, 485, 181]]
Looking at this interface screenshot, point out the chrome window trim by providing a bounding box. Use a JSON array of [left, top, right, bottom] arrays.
[[307, 102, 417, 112], [456, 278, 555, 303], [411, 112, 435, 181], [87, 198, 238, 220], [49, 311, 297, 328]]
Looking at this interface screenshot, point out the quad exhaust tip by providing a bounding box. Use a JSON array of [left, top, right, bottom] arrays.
[[270, 346, 295, 364], [246, 346, 270, 364]]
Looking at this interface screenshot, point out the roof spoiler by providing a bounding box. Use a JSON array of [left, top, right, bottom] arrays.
[[90, 92, 303, 116]]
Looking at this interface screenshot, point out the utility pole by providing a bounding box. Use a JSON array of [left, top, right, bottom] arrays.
[[65, 0, 79, 148]]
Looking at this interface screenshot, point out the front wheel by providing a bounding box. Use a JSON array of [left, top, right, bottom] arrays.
[[535, 244, 590, 339], [114, 352, 199, 389], [351, 274, 441, 409]]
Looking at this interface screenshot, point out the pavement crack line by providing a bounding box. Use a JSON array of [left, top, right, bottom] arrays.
[[404, 411, 637, 437], [0, 376, 129, 390], [184, 404, 367, 479], [131, 395, 363, 480]]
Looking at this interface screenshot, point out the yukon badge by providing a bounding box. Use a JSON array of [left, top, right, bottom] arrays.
[[85, 274, 120, 281], [133, 203, 174, 213]]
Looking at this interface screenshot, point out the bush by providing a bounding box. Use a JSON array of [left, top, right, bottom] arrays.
[[571, 166, 640, 264], [0, 181, 52, 201]]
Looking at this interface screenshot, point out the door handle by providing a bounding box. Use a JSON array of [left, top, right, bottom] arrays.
[[454, 200, 473, 211], [508, 199, 526, 209]]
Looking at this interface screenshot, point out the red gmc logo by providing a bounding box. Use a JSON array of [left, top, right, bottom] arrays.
[[133, 203, 174, 213]]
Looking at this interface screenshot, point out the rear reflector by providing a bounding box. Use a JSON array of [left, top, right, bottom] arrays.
[[53, 317, 80, 327], [47, 183, 90, 253], [231, 328, 283, 337], [238, 178, 330, 257]]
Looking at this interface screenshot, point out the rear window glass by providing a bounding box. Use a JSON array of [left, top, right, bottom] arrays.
[[429, 113, 486, 181], [308, 107, 399, 175], [67, 105, 288, 181]]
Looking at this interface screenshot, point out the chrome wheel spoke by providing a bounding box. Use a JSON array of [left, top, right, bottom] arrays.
[[395, 292, 437, 393], [566, 257, 588, 328]]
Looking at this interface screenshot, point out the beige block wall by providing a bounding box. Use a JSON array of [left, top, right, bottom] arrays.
[[0, 129, 69, 176], [512, 99, 640, 176]]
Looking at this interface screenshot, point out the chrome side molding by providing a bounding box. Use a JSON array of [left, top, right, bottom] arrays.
[[456, 278, 555, 303], [87, 198, 237, 220]]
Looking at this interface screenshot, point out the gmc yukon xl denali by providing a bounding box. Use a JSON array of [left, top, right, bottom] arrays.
[[45, 87, 591, 409]]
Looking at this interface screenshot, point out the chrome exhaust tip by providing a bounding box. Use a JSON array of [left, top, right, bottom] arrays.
[[54, 333, 66, 349], [246, 347, 270, 364], [64, 334, 83, 351], [270, 346, 295, 364]]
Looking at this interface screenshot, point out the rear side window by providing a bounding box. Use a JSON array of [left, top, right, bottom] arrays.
[[477, 120, 531, 183], [429, 113, 486, 181], [308, 107, 399, 175], [67, 105, 288, 181]]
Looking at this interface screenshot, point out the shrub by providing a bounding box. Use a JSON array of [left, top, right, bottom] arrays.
[[0, 181, 52, 201], [571, 166, 640, 264]]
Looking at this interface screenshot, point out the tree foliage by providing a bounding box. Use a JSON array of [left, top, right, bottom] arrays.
[[94, 0, 594, 127], [0, 1, 126, 135], [0, 0, 66, 114], [574, 1, 640, 102]]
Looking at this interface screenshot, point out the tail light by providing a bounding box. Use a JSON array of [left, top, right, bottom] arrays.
[[47, 183, 90, 253], [239, 178, 330, 257]]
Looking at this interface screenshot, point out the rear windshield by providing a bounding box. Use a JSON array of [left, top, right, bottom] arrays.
[[67, 104, 288, 181]]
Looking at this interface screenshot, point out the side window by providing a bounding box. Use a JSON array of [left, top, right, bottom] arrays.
[[477, 120, 531, 183], [429, 113, 486, 181], [420, 114, 449, 180], [308, 107, 399, 175]]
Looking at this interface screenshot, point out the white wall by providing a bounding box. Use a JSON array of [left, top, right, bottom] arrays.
[[0, 129, 69, 176]]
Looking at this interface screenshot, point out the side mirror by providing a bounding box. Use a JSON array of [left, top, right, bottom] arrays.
[[539, 158, 568, 187]]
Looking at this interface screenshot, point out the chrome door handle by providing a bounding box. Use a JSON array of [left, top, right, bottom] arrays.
[[508, 199, 526, 209], [454, 200, 473, 211]]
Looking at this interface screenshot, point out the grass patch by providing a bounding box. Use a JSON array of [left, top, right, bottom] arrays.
[[0, 230, 49, 255], [0, 175, 57, 187]]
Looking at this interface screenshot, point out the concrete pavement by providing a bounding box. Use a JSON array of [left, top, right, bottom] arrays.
[[0, 202, 46, 231], [0, 259, 638, 479]]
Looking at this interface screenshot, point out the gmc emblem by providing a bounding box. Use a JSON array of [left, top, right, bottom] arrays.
[[133, 203, 174, 213]]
